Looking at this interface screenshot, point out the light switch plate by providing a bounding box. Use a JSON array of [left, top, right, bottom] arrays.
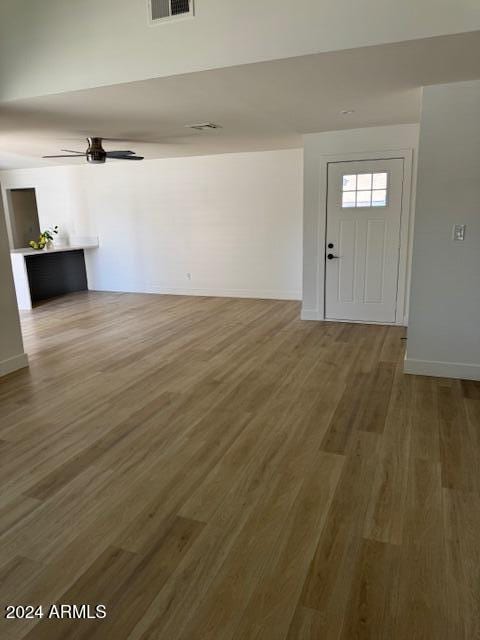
[[453, 224, 466, 241]]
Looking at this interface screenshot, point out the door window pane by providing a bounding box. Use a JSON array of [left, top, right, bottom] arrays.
[[343, 175, 357, 191], [372, 172, 388, 189], [356, 191, 372, 207], [357, 173, 372, 190], [341, 171, 388, 208], [342, 191, 356, 208], [372, 189, 387, 207]]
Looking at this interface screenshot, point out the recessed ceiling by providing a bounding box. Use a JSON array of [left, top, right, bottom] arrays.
[[1, 31, 480, 170]]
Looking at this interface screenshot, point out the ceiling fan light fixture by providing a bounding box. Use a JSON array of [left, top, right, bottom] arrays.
[[86, 137, 107, 164]]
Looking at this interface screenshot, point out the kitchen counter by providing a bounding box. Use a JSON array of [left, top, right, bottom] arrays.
[[11, 243, 99, 310], [11, 243, 98, 257]]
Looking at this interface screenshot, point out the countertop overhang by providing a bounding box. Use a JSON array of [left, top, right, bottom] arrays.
[[11, 244, 98, 257]]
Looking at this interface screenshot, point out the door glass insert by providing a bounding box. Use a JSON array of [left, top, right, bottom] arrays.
[[342, 172, 388, 208]]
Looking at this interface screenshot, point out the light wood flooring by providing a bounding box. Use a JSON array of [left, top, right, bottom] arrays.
[[0, 292, 479, 639]]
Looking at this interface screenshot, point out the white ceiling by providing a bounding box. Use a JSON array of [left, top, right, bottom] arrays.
[[2, 0, 479, 103], [1, 32, 480, 170]]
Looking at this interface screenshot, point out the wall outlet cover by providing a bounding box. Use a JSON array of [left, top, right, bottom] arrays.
[[453, 224, 466, 241]]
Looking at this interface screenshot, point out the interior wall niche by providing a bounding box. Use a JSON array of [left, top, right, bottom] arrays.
[[7, 188, 41, 249]]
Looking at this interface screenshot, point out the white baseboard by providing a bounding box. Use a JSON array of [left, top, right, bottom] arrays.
[[404, 357, 480, 381], [301, 309, 322, 320], [90, 284, 302, 302], [300, 309, 406, 325], [0, 352, 29, 377]]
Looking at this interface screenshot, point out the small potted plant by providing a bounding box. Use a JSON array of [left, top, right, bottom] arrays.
[[29, 226, 59, 250]]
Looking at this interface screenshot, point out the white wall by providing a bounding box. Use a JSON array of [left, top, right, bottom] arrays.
[[1, 149, 303, 301], [405, 80, 480, 380], [1, 0, 479, 101], [302, 124, 420, 322], [0, 187, 28, 376]]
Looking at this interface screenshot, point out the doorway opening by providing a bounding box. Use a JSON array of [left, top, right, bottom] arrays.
[[6, 188, 41, 249]]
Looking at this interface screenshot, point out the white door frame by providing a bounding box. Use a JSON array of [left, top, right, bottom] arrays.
[[304, 148, 415, 326]]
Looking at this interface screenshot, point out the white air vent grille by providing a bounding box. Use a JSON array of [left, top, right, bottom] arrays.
[[149, 0, 193, 23], [185, 122, 222, 131]]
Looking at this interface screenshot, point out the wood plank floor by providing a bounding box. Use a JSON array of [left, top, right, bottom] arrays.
[[1, 291, 479, 639]]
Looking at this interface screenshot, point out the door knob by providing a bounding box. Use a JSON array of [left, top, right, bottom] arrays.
[[327, 253, 339, 260]]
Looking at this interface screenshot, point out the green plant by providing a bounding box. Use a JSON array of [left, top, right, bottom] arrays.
[[29, 225, 59, 250]]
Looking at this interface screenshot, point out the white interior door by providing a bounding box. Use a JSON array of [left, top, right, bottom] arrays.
[[325, 158, 404, 323]]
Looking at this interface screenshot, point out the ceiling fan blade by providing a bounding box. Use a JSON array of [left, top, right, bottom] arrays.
[[61, 149, 85, 154], [102, 137, 148, 143], [105, 151, 135, 156], [110, 155, 144, 160], [43, 154, 86, 158], [101, 136, 185, 144]]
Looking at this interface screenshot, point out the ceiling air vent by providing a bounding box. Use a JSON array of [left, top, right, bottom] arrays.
[[185, 122, 222, 131], [149, 0, 194, 23]]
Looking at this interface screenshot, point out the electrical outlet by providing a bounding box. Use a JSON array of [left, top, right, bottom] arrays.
[[186, 272, 192, 280], [453, 224, 466, 241]]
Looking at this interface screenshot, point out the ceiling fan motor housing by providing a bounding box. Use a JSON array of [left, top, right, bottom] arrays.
[[86, 137, 107, 164]]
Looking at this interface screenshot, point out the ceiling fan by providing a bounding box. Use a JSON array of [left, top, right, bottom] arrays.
[[43, 137, 144, 164]]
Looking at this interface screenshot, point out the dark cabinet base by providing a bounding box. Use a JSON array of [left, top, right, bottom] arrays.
[[25, 250, 88, 303]]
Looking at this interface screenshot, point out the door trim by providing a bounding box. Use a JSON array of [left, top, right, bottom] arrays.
[[302, 148, 415, 326]]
